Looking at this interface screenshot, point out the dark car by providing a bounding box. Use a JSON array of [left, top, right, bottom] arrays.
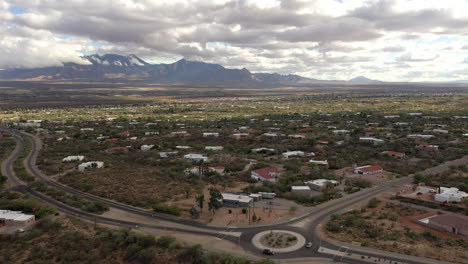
[[262, 249, 274, 255]]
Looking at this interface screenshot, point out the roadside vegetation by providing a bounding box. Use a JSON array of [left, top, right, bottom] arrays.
[[325, 199, 468, 264], [0, 191, 275, 264], [0, 136, 16, 187], [13, 136, 35, 182], [31, 181, 109, 214]]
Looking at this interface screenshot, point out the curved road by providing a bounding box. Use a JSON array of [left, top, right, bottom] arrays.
[[0, 127, 455, 264]]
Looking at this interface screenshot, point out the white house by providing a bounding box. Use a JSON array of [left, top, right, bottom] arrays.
[[184, 154, 208, 163], [221, 193, 253, 207], [308, 160, 329, 166], [176, 145, 192, 149], [433, 129, 449, 134], [203, 132, 219, 137], [359, 137, 384, 145], [205, 146, 223, 151], [62, 156, 85, 162], [0, 210, 35, 227], [78, 161, 104, 171], [140, 145, 154, 151], [80, 128, 94, 132], [407, 134, 435, 139], [435, 187, 468, 203], [262, 132, 279, 137], [291, 186, 312, 196], [332, 130, 350, 134], [305, 179, 339, 191], [288, 134, 306, 139], [282, 151, 305, 159], [251, 147, 276, 153]]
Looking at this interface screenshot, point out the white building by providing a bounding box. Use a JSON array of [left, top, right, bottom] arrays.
[[0, 210, 35, 227], [359, 137, 384, 145], [251, 147, 276, 153], [435, 187, 468, 203], [288, 134, 306, 139], [332, 130, 350, 134], [203, 132, 219, 137], [78, 161, 104, 171], [145, 132, 159, 136], [62, 156, 85, 162], [433, 129, 449, 134], [184, 154, 208, 163], [282, 151, 305, 159], [221, 193, 253, 207], [407, 134, 435, 139], [305, 179, 339, 191], [262, 132, 279, 137], [384, 115, 400, 119], [176, 145, 192, 150], [140, 145, 154, 151], [80, 128, 94, 132], [394, 122, 410, 126], [308, 160, 329, 166], [205, 146, 223, 151], [291, 186, 312, 196]]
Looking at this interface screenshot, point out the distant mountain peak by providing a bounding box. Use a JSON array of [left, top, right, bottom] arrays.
[[81, 53, 149, 67], [348, 76, 381, 83]]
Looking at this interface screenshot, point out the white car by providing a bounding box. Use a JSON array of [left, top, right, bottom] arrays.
[[305, 242, 313, 248], [15, 228, 25, 233]]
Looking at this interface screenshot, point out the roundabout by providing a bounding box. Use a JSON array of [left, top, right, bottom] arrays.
[[251, 230, 306, 253]]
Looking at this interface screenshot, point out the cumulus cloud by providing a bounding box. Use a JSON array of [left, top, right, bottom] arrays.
[[0, 0, 468, 81]]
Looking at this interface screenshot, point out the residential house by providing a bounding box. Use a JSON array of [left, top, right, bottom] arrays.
[[407, 134, 435, 139], [203, 132, 219, 137], [232, 133, 249, 139], [305, 179, 339, 191], [184, 154, 208, 163], [221, 193, 252, 207], [78, 161, 104, 171], [251, 147, 275, 153], [205, 146, 223, 151], [308, 160, 329, 166], [359, 137, 384, 145], [140, 145, 154, 151], [159, 151, 178, 158], [62, 156, 84, 162], [354, 165, 383, 175], [428, 214, 468, 237], [251, 168, 282, 182], [0, 210, 35, 228], [291, 186, 312, 196], [282, 151, 305, 159], [435, 187, 468, 203], [170, 131, 191, 137], [288, 134, 306, 139]]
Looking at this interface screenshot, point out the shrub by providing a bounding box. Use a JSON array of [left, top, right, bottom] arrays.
[[153, 203, 181, 216]]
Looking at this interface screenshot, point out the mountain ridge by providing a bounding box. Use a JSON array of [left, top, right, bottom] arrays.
[[0, 54, 313, 84]]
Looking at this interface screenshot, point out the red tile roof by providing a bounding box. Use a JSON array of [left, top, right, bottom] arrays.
[[252, 168, 282, 179], [356, 165, 383, 173]]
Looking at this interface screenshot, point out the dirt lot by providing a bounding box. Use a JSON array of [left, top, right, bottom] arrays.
[[172, 183, 303, 227], [336, 167, 396, 183]]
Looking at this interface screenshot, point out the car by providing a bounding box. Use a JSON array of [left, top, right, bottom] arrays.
[[305, 242, 313, 248], [262, 249, 274, 255], [15, 228, 25, 233]]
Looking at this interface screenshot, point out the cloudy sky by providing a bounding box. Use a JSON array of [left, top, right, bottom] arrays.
[[1, 0, 468, 82]]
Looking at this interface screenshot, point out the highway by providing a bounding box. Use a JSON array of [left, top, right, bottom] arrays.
[[0, 127, 454, 264]]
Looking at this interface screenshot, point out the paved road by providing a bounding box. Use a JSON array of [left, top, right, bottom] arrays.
[[0, 127, 456, 264]]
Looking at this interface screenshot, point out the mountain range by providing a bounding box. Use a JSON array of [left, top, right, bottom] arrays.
[[0, 53, 381, 84]]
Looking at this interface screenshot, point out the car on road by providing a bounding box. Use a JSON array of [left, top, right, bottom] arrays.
[[305, 242, 313, 248], [262, 249, 274, 255]]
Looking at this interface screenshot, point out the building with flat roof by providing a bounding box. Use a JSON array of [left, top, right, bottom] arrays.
[[305, 179, 339, 191], [0, 210, 35, 228], [221, 193, 253, 207], [184, 154, 208, 163], [78, 161, 104, 171], [290, 186, 312, 196], [62, 155, 85, 162], [435, 187, 468, 203], [428, 214, 468, 237]]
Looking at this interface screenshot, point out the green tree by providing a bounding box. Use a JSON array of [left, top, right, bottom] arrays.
[[189, 206, 200, 219], [195, 194, 205, 211], [208, 187, 222, 213]]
